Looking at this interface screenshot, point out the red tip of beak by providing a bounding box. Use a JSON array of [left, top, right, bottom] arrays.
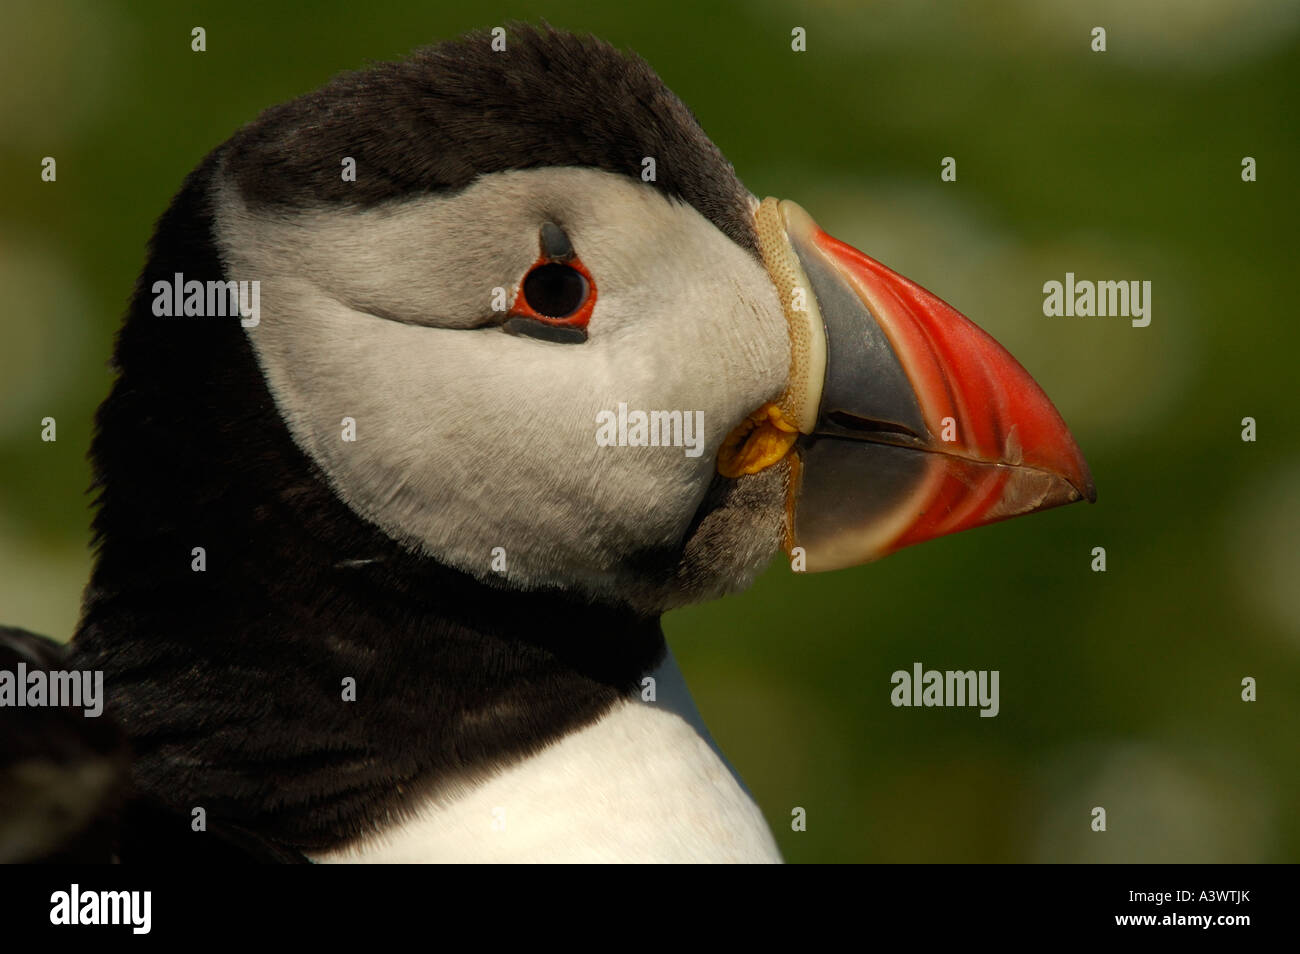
[[816, 229, 1094, 499]]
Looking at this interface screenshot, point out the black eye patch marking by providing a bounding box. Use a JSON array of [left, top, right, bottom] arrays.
[[502, 316, 589, 343], [539, 221, 575, 262]]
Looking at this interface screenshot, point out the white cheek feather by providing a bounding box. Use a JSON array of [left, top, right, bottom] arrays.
[[213, 167, 790, 606]]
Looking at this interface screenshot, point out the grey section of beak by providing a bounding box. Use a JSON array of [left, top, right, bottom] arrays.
[[793, 439, 930, 562], [785, 225, 927, 446]]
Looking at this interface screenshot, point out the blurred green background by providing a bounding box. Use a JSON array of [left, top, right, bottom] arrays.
[[2, 0, 1297, 862]]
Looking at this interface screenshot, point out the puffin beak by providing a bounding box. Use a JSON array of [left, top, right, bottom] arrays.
[[728, 199, 1095, 572]]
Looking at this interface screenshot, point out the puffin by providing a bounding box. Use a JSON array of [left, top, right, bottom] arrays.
[[2, 25, 1093, 864]]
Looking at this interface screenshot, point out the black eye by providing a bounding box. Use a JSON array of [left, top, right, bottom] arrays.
[[522, 263, 589, 318]]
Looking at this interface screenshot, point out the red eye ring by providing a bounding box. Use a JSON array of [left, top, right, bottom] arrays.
[[509, 254, 597, 331]]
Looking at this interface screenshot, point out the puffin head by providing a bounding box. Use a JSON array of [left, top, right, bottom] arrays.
[[101, 25, 1093, 618]]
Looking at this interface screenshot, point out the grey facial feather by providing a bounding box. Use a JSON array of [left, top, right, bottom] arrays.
[[213, 166, 791, 612]]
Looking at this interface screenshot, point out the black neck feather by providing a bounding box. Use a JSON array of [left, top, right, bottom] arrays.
[[70, 152, 664, 853]]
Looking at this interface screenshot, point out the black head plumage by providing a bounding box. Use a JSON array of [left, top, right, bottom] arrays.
[[225, 25, 758, 253]]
